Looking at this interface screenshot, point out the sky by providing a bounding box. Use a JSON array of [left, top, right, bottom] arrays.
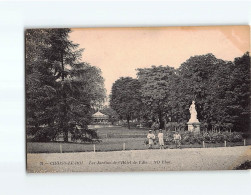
[[69, 26, 250, 97]]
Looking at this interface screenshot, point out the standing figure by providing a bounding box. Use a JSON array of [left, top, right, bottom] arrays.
[[147, 130, 155, 149], [158, 129, 164, 149], [189, 100, 199, 123], [173, 131, 181, 149]]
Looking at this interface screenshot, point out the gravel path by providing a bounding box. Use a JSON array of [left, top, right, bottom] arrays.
[[27, 146, 251, 173]]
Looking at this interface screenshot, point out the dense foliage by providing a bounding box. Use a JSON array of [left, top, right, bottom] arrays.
[[165, 131, 243, 145], [137, 66, 178, 128], [26, 29, 106, 142], [110, 77, 142, 129], [110, 53, 250, 132], [144, 131, 244, 145], [100, 106, 119, 124]]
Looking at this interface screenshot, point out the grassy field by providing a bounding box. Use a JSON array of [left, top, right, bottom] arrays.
[[96, 126, 148, 138], [27, 126, 250, 153]]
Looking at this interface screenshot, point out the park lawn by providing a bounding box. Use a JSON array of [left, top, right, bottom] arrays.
[[27, 126, 251, 153], [27, 138, 249, 153], [96, 126, 149, 138], [27, 138, 147, 153], [96, 126, 149, 133]]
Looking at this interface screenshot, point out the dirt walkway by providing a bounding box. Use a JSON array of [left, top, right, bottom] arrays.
[[27, 146, 251, 173]]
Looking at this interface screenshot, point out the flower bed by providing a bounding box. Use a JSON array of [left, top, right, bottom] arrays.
[[162, 131, 244, 145]]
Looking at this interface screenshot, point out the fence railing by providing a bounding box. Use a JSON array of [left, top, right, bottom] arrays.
[[57, 139, 248, 153]]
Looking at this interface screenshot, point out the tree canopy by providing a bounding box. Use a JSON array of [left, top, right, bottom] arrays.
[[137, 66, 178, 128], [26, 29, 106, 142], [110, 77, 142, 129], [110, 53, 250, 132], [100, 106, 119, 125]]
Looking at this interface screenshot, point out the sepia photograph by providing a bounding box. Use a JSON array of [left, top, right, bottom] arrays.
[[26, 26, 251, 173]]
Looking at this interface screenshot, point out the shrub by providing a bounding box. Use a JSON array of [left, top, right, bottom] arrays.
[[232, 132, 243, 142], [151, 122, 160, 131], [145, 130, 243, 146], [181, 134, 190, 144], [175, 131, 204, 144], [32, 127, 59, 142], [183, 131, 243, 144], [234, 161, 251, 170], [221, 131, 243, 142], [194, 134, 204, 144], [215, 133, 225, 143], [211, 132, 219, 143], [164, 132, 174, 145], [188, 136, 197, 144], [200, 131, 243, 144], [71, 126, 98, 142], [203, 132, 211, 143]]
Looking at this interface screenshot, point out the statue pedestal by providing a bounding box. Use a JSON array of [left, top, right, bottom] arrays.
[[187, 122, 201, 133]]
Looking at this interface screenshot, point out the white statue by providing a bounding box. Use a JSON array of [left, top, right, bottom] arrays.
[[188, 101, 199, 123]]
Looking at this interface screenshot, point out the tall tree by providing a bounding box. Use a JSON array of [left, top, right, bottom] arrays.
[[178, 54, 228, 124], [26, 29, 106, 142], [177, 53, 250, 131], [226, 52, 250, 132], [110, 77, 142, 129], [137, 66, 177, 128], [26, 29, 59, 134]]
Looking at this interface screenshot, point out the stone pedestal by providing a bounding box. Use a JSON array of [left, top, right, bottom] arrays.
[[187, 122, 201, 133]]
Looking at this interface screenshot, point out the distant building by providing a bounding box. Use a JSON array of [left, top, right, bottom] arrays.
[[92, 111, 109, 124]]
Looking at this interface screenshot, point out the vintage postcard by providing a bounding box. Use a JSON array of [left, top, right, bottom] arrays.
[[26, 26, 251, 173]]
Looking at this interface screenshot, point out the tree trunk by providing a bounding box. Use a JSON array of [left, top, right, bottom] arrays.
[[62, 97, 68, 142], [61, 51, 68, 142], [158, 111, 164, 129], [164, 118, 167, 131], [127, 115, 130, 129], [48, 119, 55, 141], [63, 129, 68, 142]]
